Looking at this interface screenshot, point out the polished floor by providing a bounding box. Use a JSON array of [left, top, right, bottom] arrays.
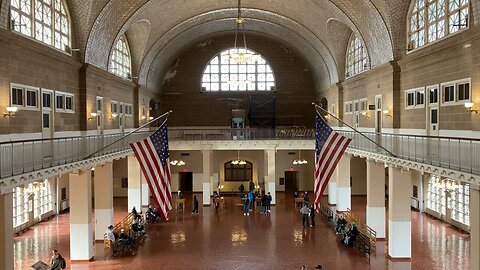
[[14, 194, 470, 270]]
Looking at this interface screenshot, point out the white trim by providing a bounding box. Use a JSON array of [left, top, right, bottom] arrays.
[[55, 91, 75, 113], [10, 83, 40, 111], [41, 89, 54, 111], [405, 87, 425, 109], [440, 78, 471, 106]]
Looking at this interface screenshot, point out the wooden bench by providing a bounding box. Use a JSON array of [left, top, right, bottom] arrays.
[[104, 213, 136, 257]]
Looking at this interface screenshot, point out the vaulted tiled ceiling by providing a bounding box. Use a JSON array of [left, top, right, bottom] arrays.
[[0, 0, 418, 90]]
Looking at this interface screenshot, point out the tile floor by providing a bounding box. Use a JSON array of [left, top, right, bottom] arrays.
[[13, 194, 470, 269]]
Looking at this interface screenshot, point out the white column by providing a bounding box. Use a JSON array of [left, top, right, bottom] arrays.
[[128, 156, 142, 212], [202, 149, 212, 206], [471, 188, 480, 270], [327, 167, 338, 205], [141, 173, 150, 212], [366, 159, 386, 238], [94, 162, 114, 241], [336, 154, 351, 211], [69, 170, 93, 261], [0, 192, 13, 270], [388, 166, 411, 259], [265, 148, 276, 204]]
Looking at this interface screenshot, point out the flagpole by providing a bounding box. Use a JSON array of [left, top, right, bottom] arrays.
[[312, 103, 396, 157], [84, 110, 173, 159]]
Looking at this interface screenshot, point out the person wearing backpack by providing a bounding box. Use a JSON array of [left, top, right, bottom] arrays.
[[50, 249, 66, 269]]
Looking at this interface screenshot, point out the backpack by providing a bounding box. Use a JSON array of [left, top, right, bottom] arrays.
[[59, 257, 66, 269]]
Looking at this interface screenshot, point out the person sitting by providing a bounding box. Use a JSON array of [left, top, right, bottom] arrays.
[[119, 228, 134, 246], [315, 265, 323, 270], [132, 216, 145, 235], [131, 206, 141, 220], [293, 191, 299, 198], [343, 223, 359, 247], [105, 225, 117, 242], [336, 216, 347, 234], [146, 204, 159, 222]]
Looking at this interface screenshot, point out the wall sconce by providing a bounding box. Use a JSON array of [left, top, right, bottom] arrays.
[[465, 102, 478, 113], [361, 111, 370, 118], [149, 116, 154, 120], [110, 113, 118, 120], [3, 106, 18, 117], [141, 115, 146, 120], [383, 109, 392, 117], [88, 112, 97, 120]]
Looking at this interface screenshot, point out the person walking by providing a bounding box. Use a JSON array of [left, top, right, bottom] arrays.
[[266, 192, 272, 213], [192, 195, 199, 214], [300, 203, 311, 227]]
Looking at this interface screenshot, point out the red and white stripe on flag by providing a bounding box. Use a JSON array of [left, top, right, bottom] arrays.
[[314, 114, 352, 212], [130, 127, 172, 222]]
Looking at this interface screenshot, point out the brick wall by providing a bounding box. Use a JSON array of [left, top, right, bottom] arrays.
[[160, 34, 316, 128]]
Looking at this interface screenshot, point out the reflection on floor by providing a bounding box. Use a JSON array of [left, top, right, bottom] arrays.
[[14, 194, 470, 270]]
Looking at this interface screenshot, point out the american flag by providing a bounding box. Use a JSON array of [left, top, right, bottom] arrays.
[[129, 121, 172, 221], [314, 112, 352, 212]]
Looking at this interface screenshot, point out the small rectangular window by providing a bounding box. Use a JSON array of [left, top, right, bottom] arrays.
[[429, 88, 438, 104], [406, 91, 415, 107], [458, 82, 470, 101], [42, 93, 51, 108], [26, 89, 38, 107], [443, 85, 455, 103], [65, 96, 73, 111], [11, 87, 24, 106], [56, 94, 64, 110], [43, 113, 50, 128], [416, 90, 424, 106], [111, 101, 118, 114], [119, 103, 123, 114], [96, 97, 103, 112]]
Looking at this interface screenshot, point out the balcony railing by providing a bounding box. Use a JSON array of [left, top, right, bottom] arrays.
[[1, 127, 479, 179], [169, 128, 480, 175], [0, 131, 150, 179]]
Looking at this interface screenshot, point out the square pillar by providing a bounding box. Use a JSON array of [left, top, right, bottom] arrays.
[[128, 155, 142, 212], [141, 173, 150, 212], [471, 188, 480, 270], [327, 167, 338, 205], [202, 149, 212, 206], [366, 159, 386, 238], [336, 154, 351, 211], [265, 149, 276, 204], [0, 192, 13, 270], [388, 166, 411, 259], [69, 170, 93, 261], [94, 162, 114, 241]]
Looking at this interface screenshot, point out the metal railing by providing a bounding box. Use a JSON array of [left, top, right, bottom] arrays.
[[0, 131, 150, 178], [169, 127, 480, 175], [1, 127, 479, 179]]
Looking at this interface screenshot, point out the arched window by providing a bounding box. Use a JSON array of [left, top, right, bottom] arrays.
[[202, 49, 275, 92], [408, 0, 469, 50], [345, 34, 370, 78], [108, 35, 132, 80], [224, 161, 253, 182], [10, 0, 70, 51]]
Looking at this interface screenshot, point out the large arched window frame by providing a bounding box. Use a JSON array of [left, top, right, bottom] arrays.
[[10, 0, 70, 52], [408, 0, 469, 50], [108, 35, 132, 80], [345, 34, 370, 78], [201, 48, 275, 92]]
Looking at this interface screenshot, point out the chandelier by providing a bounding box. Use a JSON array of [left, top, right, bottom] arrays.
[[170, 160, 186, 166], [231, 150, 247, 165], [292, 150, 308, 165], [225, 0, 260, 65]]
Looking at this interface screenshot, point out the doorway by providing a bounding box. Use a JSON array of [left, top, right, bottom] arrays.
[[179, 172, 193, 192], [284, 171, 298, 195]]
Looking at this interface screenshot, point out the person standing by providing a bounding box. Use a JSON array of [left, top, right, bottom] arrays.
[[310, 204, 316, 227], [266, 192, 272, 213], [105, 225, 116, 242], [300, 203, 311, 227], [304, 191, 309, 205], [239, 182, 245, 194], [242, 194, 250, 216], [249, 179, 255, 193], [247, 191, 254, 211], [192, 195, 199, 214]]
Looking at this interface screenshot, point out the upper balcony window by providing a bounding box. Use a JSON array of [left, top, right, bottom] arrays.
[[408, 0, 469, 50], [345, 34, 370, 78], [10, 0, 70, 52], [108, 35, 132, 80], [201, 49, 275, 92]]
